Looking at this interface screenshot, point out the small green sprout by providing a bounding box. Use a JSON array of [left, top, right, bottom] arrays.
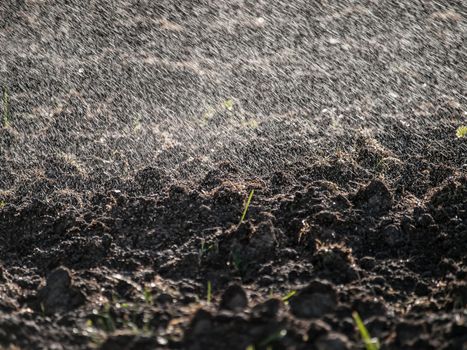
[[456, 125, 467, 138], [259, 329, 287, 347], [201, 98, 235, 125], [202, 106, 216, 121], [242, 119, 259, 129], [239, 189, 255, 225], [2, 86, 10, 128], [282, 290, 297, 303], [198, 241, 206, 266], [245, 330, 287, 350], [198, 240, 218, 266], [223, 99, 234, 111], [0, 201, 5, 209], [96, 303, 116, 333], [40, 302, 46, 317], [352, 312, 380, 350], [132, 118, 142, 132], [143, 288, 153, 305], [231, 250, 246, 277], [206, 281, 212, 304]]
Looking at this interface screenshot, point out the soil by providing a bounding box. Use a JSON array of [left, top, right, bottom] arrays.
[[0, 1, 466, 349]]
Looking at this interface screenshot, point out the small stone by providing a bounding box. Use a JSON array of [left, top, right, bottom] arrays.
[[450, 282, 467, 308], [289, 280, 338, 319], [330, 194, 352, 210], [101, 233, 113, 250], [282, 247, 298, 259], [414, 281, 431, 296], [359, 257, 376, 271], [100, 330, 156, 350], [365, 317, 390, 338], [47, 267, 71, 289], [354, 180, 392, 216], [449, 318, 467, 337], [382, 224, 404, 247], [249, 221, 277, 252], [401, 215, 415, 234], [315, 332, 350, 350], [156, 293, 173, 305], [395, 322, 427, 346], [0, 295, 18, 312], [315, 211, 341, 225], [352, 297, 386, 319], [371, 276, 386, 286], [189, 309, 213, 335], [258, 275, 275, 287], [417, 213, 435, 227], [312, 246, 358, 283], [307, 319, 331, 339], [220, 284, 248, 312], [456, 268, 466, 280], [251, 298, 281, 319], [36, 266, 85, 314]]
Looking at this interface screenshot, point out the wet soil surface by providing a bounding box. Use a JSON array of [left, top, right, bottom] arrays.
[[0, 1, 466, 349]]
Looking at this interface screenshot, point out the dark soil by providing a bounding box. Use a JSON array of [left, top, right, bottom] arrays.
[[0, 1, 466, 349]]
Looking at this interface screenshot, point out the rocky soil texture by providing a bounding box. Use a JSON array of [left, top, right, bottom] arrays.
[[0, 0, 466, 349]]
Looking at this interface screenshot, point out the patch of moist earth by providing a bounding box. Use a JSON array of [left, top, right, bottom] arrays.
[[0, 158, 466, 349], [1, 0, 467, 350]]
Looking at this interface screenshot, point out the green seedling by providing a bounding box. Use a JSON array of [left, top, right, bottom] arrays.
[[206, 281, 212, 304], [242, 119, 259, 129], [94, 303, 116, 333], [352, 312, 380, 350], [0, 201, 5, 208], [202, 98, 234, 124], [259, 329, 287, 347], [231, 250, 247, 277], [132, 117, 142, 132], [198, 241, 206, 266], [143, 288, 153, 305], [86, 297, 154, 344], [223, 98, 234, 111], [198, 240, 218, 266], [40, 303, 46, 317], [2, 86, 10, 128], [245, 329, 287, 350], [282, 290, 297, 303], [239, 189, 255, 225], [456, 125, 467, 138]]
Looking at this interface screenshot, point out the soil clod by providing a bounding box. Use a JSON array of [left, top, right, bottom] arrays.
[[35, 267, 85, 315], [289, 280, 338, 319], [220, 284, 248, 312]]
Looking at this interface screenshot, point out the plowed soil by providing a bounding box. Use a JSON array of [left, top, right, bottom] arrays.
[[0, 1, 466, 349]]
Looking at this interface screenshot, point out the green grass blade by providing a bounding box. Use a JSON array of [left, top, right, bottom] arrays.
[[352, 312, 380, 350], [456, 125, 467, 138], [259, 329, 287, 347], [239, 189, 254, 225], [207, 281, 212, 304], [223, 98, 234, 111], [282, 290, 297, 302]]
